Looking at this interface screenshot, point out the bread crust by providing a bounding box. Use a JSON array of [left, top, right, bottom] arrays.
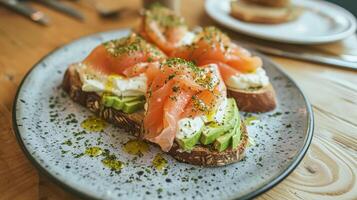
[[228, 84, 277, 113], [169, 123, 248, 167], [62, 65, 248, 166]]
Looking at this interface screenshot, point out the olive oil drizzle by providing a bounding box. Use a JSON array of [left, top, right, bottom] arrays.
[[101, 156, 124, 172], [81, 116, 107, 132], [84, 147, 125, 172], [123, 139, 150, 156], [152, 154, 168, 171], [85, 146, 103, 157]]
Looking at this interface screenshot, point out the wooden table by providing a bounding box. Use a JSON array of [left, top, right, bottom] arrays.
[[0, 0, 356, 199]]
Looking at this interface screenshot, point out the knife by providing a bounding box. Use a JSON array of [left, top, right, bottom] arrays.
[[34, 0, 84, 21], [0, 0, 50, 25], [238, 41, 357, 70]]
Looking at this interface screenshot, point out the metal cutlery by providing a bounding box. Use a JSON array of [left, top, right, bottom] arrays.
[[0, 0, 84, 25], [33, 0, 84, 21], [237, 41, 357, 70], [0, 0, 50, 25]]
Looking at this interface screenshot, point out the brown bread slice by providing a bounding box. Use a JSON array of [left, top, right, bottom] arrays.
[[168, 124, 248, 167], [231, 0, 302, 24], [62, 65, 249, 166], [244, 0, 291, 8], [228, 84, 277, 113]]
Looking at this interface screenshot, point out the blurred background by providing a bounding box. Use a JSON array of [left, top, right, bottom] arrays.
[[1, 0, 355, 70], [327, 0, 356, 17], [0, 0, 356, 90]]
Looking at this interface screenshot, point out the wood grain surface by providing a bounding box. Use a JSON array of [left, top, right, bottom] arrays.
[[0, 0, 356, 199]]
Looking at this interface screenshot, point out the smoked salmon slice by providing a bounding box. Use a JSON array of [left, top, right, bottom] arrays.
[[171, 26, 262, 81], [139, 4, 189, 55], [143, 58, 226, 151], [83, 33, 166, 82], [80, 32, 229, 152]]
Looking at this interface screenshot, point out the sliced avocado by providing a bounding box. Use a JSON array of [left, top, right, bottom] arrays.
[[214, 104, 240, 152], [231, 123, 242, 150], [112, 99, 124, 110], [224, 99, 240, 129], [176, 128, 203, 151], [214, 130, 232, 152], [122, 100, 145, 114], [200, 126, 229, 145], [102, 95, 116, 107], [102, 95, 145, 113], [121, 96, 145, 103], [103, 95, 126, 110], [200, 99, 237, 145], [214, 117, 240, 152]]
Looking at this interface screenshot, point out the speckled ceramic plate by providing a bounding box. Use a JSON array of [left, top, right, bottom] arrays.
[[13, 29, 313, 200]]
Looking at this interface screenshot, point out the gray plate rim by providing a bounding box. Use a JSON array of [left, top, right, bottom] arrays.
[[12, 29, 314, 200]]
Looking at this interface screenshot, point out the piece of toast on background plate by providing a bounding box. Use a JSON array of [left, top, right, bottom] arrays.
[[231, 0, 302, 24]]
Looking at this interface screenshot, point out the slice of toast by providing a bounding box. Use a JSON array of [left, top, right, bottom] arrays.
[[62, 65, 144, 136], [231, 0, 302, 24], [244, 0, 291, 8], [62, 65, 249, 166], [228, 84, 277, 113]]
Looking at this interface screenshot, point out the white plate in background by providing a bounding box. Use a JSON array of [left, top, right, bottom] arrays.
[[205, 0, 356, 44]]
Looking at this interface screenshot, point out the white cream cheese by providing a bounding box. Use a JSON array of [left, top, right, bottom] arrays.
[[176, 116, 205, 139], [75, 63, 147, 97], [179, 31, 196, 46], [203, 64, 221, 88], [176, 97, 228, 139], [211, 97, 227, 124], [227, 67, 269, 90]]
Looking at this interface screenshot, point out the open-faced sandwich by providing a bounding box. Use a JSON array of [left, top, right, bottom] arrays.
[[139, 5, 277, 112], [62, 33, 249, 166], [171, 27, 277, 112]]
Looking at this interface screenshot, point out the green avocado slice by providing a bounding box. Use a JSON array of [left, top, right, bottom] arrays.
[[122, 100, 145, 114], [176, 127, 203, 151], [112, 99, 124, 110], [102, 95, 116, 107], [213, 101, 240, 152], [214, 117, 240, 152], [122, 95, 145, 102], [200, 99, 237, 145], [200, 126, 229, 145], [231, 123, 242, 150], [214, 130, 233, 152], [102, 95, 145, 113]]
